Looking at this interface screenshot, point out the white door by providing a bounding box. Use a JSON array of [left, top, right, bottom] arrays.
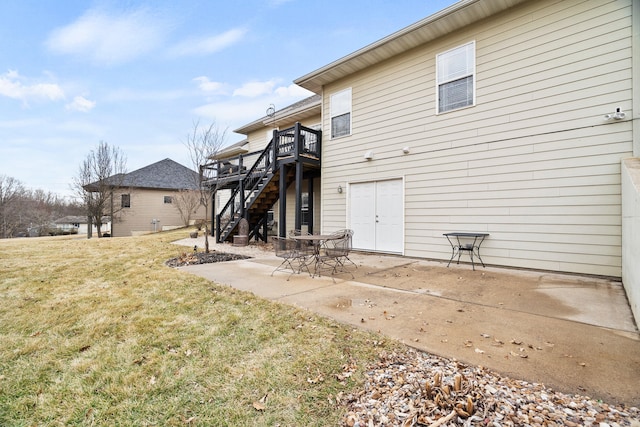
[[349, 182, 376, 250], [350, 179, 403, 253]]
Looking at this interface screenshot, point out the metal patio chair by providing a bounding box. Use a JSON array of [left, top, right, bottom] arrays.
[[271, 236, 312, 280], [316, 231, 355, 281]]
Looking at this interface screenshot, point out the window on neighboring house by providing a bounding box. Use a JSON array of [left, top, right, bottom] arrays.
[[121, 194, 131, 208], [164, 196, 173, 204], [301, 192, 309, 226], [437, 41, 475, 113], [330, 88, 351, 138]]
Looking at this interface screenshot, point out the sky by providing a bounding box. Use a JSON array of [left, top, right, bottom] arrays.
[[0, 0, 457, 200]]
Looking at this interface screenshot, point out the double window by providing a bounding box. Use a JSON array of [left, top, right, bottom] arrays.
[[330, 88, 351, 138], [436, 41, 475, 113]]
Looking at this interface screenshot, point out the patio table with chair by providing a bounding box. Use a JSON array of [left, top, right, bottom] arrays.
[[272, 230, 356, 281]]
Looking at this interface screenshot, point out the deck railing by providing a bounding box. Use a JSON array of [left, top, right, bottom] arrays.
[[212, 123, 321, 242]]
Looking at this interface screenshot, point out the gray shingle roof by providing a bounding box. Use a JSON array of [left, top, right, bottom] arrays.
[[116, 158, 200, 190]]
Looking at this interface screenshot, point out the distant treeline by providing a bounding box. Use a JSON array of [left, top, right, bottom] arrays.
[[0, 175, 84, 238]]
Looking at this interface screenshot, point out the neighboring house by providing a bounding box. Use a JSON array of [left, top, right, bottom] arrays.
[[53, 215, 111, 235], [207, 0, 639, 324], [90, 158, 207, 237]]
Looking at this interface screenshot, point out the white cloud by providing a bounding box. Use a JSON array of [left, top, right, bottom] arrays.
[[193, 82, 315, 132], [45, 7, 166, 65], [193, 99, 270, 129], [193, 76, 224, 93], [168, 28, 247, 57], [66, 96, 96, 112], [0, 70, 65, 104], [233, 80, 277, 98], [275, 84, 314, 98]]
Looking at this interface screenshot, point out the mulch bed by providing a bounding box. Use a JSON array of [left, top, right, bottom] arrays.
[[166, 251, 250, 267]]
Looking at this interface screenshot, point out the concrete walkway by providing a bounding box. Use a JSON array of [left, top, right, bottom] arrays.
[[173, 237, 640, 406]]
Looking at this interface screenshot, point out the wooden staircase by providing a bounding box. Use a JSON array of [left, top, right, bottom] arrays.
[[214, 123, 321, 243]]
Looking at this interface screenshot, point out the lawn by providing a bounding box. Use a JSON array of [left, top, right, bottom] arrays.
[[0, 230, 395, 426]]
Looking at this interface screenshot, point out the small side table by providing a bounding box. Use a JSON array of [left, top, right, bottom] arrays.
[[443, 232, 489, 270]]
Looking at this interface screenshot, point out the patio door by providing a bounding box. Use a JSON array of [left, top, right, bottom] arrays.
[[349, 179, 403, 253]]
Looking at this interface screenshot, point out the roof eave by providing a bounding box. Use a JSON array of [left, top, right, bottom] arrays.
[[233, 96, 321, 135], [294, 0, 529, 93]]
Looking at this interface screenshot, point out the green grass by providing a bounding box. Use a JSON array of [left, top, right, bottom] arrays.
[[0, 230, 396, 426]]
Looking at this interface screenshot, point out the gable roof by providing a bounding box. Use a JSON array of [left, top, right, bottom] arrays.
[[294, 0, 528, 94], [119, 158, 200, 190], [86, 158, 200, 191]]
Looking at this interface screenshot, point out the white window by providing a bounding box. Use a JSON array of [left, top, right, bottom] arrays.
[[330, 88, 351, 138], [436, 41, 475, 113]]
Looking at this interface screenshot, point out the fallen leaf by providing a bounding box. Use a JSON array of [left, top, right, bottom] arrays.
[[509, 351, 528, 359], [464, 340, 473, 347], [150, 376, 156, 385], [510, 339, 522, 345], [474, 348, 485, 354], [480, 333, 491, 338]]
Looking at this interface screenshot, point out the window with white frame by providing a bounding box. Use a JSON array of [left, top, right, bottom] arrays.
[[330, 88, 351, 138], [436, 41, 475, 113]]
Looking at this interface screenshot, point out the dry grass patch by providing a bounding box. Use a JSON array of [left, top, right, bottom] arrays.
[[0, 230, 397, 426]]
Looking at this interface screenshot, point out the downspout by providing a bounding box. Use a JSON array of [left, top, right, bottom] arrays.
[[633, 0, 639, 157]]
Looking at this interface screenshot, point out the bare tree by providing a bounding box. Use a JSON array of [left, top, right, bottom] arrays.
[[72, 141, 127, 238], [0, 175, 26, 238], [183, 120, 227, 253], [173, 189, 202, 227]]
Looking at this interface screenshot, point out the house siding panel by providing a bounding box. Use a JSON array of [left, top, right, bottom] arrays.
[[113, 189, 206, 237], [321, 0, 632, 277]]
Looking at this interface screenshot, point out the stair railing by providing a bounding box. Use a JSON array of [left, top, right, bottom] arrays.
[[214, 123, 321, 242], [216, 138, 275, 242]]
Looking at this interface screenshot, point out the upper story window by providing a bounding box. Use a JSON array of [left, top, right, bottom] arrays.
[[330, 88, 351, 138], [121, 194, 131, 208], [164, 196, 173, 204], [436, 41, 475, 113]]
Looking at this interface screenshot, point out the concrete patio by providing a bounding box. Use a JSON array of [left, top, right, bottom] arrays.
[[173, 237, 640, 406]]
